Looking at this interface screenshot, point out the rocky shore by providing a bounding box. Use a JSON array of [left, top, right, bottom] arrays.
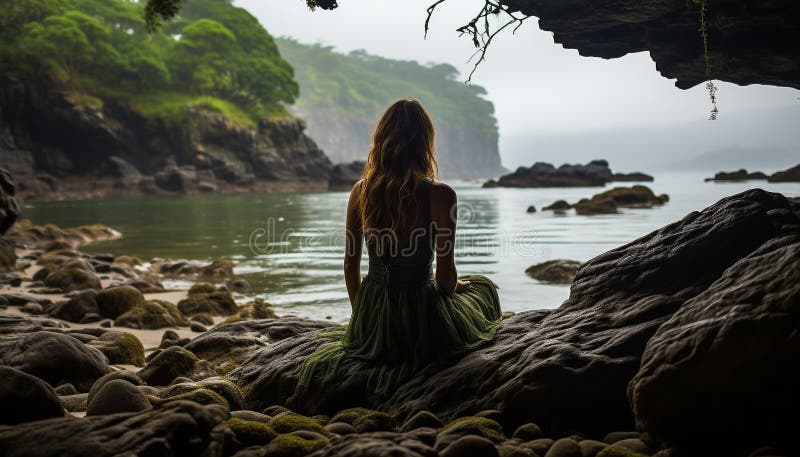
[[540, 186, 669, 216], [483, 160, 653, 188], [705, 163, 800, 183], [1, 166, 799, 456]]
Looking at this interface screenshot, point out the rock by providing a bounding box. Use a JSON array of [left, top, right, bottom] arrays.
[[87, 371, 144, 404], [325, 422, 356, 435], [229, 189, 797, 444], [0, 400, 229, 456], [595, 448, 648, 457], [115, 299, 189, 329], [574, 186, 667, 215], [200, 259, 234, 281], [512, 423, 543, 441], [87, 331, 145, 366], [21, 302, 44, 314], [0, 331, 108, 391], [138, 346, 197, 386], [523, 438, 553, 455], [224, 299, 278, 323], [224, 416, 277, 451], [544, 439, 582, 457], [329, 161, 364, 191], [54, 384, 78, 396], [542, 200, 571, 212], [705, 169, 769, 182], [768, 163, 800, 182], [0, 239, 16, 273], [330, 408, 395, 432], [0, 366, 64, 425], [442, 435, 499, 457], [96, 285, 145, 319], [178, 291, 238, 316], [261, 431, 329, 457], [86, 379, 151, 416], [579, 440, 609, 457], [192, 312, 215, 326], [609, 439, 648, 453], [630, 232, 800, 450], [611, 172, 653, 182], [189, 282, 217, 295], [44, 259, 101, 291], [311, 431, 435, 457], [602, 432, 640, 444], [59, 393, 88, 413], [191, 323, 208, 332], [525, 260, 581, 284], [526, 205, 537, 213], [231, 278, 250, 293], [50, 290, 99, 322], [435, 416, 505, 452], [401, 410, 444, 432], [6, 223, 119, 250], [0, 169, 21, 236], [484, 160, 612, 188]]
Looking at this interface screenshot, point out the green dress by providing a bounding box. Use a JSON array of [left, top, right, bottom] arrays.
[[297, 179, 502, 394]]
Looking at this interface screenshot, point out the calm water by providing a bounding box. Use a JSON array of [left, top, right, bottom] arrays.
[[22, 172, 800, 322]]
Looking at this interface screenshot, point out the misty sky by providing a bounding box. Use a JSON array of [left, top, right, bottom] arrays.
[[237, 0, 799, 165]]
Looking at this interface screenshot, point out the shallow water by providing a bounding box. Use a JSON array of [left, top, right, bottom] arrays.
[[22, 172, 800, 322]]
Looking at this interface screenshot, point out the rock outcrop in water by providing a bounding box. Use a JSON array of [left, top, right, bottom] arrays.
[[705, 168, 769, 182], [1, 187, 798, 456], [768, 163, 800, 182], [484, 160, 655, 188], [0, 91, 332, 201]]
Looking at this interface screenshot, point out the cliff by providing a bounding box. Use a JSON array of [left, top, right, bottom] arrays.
[[0, 88, 331, 201], [277, 39, 506, 180]]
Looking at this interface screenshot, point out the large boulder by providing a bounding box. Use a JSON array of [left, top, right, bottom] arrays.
[[0, 401, 229, 457], [0, 366, 64, 425], [629, 233, 800, 451], [177, 290, 238, 316], [44, 259, 101, 292], [96, 286, 145, 319], [114, 299, 188, 329], [525, 259, 581, 284], [0, 331, 109, 391], [483, 160, 612, 188], [229, 189, 797, 444]]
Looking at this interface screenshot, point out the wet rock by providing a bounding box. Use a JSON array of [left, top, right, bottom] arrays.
[[705, 169, 768, 182], [512, 423, 543, 441], [86, 379, 151, 416], [325, 422, 356, 435], [526, 205, 537, 213], [611, 172, 653, 182], [312, 431, 435, 457], [0, 400, 229, 457], [542, 200, 571, 212], [160, 376, 245, 410], [87, 331, 145, 366], [191, 322, 208, 332], [87, 371, 144, 404], [575, 185, 668, 216], [630, 233, 800, 450], [523, 438, 553, 455], [579, 440, 609, 457], [115, 299, 188, 329], [544, 438, 582, 457], [192, 312, 214, 326], [525, 259, 581, 284], [768, 163, 800, 182], [138, 346, 197, 386], [330, 407, 395, 432], [442, 435, 499, 457], [0, 331, 108, 391], [224, 416, 277, 451], [595, 448, 648, 457], [54, 383, 78, 396], [44, 259, 101, 291], [603, 432, 641, 444], [484, 160, 612, 188], [261, 431, 329, 457], [58, 393, 88, 413], [177, 291, 237, 316], [0, 366, 64, 425], [21, 301, 44, 314], [573, 197, 618, 215], [189, 282, 217, 295], [401, 410, 444, 432], [224, 299, 278, 323], [49, 290, 98, 322], [435, 416, 505, 452], [329, 161, 365, 191], [6, 223, 119, 250], [96, 285, 145, 319]]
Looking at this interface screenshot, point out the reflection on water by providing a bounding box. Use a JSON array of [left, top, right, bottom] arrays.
[[23, 172, 800, 322]]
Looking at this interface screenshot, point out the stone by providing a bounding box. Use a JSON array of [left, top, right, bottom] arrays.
[[191, 323, 208, 333], [542, 200, 571, 212], [441, 435, 499, 457], [231, 410, 272, 423], [192, 312, 214, 325], [87, 331, 145, 366], [44, 259, 101, 291], [177, 291, 238, 316], [602, 432, 641, 444], [401, 411, 444, 432], [224, 417, 277, 451], [96, 285, 145, 319], [0, 366, 64, 425], [86, 379, 151, 416], [232, 278, 250, 293], [54, 383, 78, 396], [512, 423, 543, 441], [525, 260, 581, 284], [523, 438, 553, 455], [0, 401, 229, 456], [189, 282, 217, 295], [21, 301, 43, 314], [0, 331, 108, 391], [544, 438, 582, 457], [309, 431, 436, 457], [573, 185, 668, 216], [579, 440, 609, 457], [483, 160, 612, 188], [159, 376, 245, 410], [435, 417, 505, 452], [87, 370, 144, 405], [325, 422, 356, 435], [115, 300, 188, 329], [138, 346, 197, 386], [526, 205, 536, 213]]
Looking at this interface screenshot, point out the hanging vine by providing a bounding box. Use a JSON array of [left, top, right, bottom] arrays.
[[693, 0, 718, 119]]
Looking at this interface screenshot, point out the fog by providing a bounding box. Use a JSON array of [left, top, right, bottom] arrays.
[[238, 0, 800, 169]]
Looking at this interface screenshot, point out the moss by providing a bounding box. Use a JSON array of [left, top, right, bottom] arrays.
[[114, 255, 143, 266], [189, 282, 216, 295], [264, 434, 328, 457], [596, 448, 649, 457], [269, 414, 328, 435], [226, 417, 277, 446], [92, 331, 146, 366], [191, 312, 214, 325], [442, 416, 506, 443], [330, 407, 394, 432], [97, 286, 145, 319], [330, 407, 372, 425], [164, 387, 229, 408]]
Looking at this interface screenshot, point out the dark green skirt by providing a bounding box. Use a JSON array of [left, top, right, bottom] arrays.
[[296, 274, 502, 395]]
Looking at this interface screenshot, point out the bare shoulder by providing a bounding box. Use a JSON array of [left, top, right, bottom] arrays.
[[347, 179, 364, 206], [430, 180, 456, 204]]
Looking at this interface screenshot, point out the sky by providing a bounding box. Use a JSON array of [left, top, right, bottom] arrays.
[[237, 0, 800, 166]]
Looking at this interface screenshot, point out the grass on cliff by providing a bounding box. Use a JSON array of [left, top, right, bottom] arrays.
[[133, 92, 259, 128]]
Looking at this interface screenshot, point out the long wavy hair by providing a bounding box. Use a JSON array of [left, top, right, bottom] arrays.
[[359, 99, 438, 238]]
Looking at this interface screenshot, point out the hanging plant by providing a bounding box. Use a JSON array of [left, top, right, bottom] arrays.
[[692, 0, 718, 119]]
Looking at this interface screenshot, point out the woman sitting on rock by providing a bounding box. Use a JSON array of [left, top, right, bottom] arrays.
[[298, 98, 502, 394]]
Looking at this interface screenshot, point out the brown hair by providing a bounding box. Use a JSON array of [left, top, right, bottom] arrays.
[[359, 99, 438, 237]]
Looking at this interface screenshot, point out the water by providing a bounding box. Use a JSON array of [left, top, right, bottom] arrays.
[[22, 172, 800, 322]]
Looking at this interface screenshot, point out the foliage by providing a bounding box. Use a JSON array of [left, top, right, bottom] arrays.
[[1, 0, 297, 125], [276, 38, 498, 136]]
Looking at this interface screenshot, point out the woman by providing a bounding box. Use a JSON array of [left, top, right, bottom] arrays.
[[298, 99, 501, 394]]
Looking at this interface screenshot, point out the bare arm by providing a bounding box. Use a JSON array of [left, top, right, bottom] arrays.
[[431, 182, 468, 294], [344, 181, 364, 307]]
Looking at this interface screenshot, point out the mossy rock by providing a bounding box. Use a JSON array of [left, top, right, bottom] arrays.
[[96, 286, 145, 319], [177, 291, 237, 316], [330, 407, 394, 432], [115, 300, 188, 329], [163, 387, 229, 407], [269, 414, 329, 435], [189, 282, 216, 295], [114, 255, 142, 266], [138, 346, 197, 385], [542, 200, 572, 211], [191, 312, 214, 326], [226, 417, 277, 447], [88, 331, 146, 366], [262, 433, 328, 457], [45, 259, 101, 291], [596, 448, 648, 457], [436, 416, 506, 451], [160, 377, 244, 410], [33, 266, 53, 282]]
